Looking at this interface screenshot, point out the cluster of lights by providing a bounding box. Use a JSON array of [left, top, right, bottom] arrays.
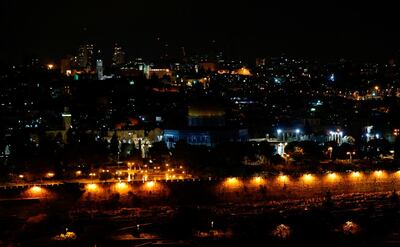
[[252, 176, 264, 185], [26, 185, 47, 197], [83, 180, 160, 193], [86, 183, 98, 192], [350, 171, 361, 178], [327, 172, 339, 182], [46, 172, 55, 178], [223, 170, 399, 189], [115, 182, 129, 193], [302, 174, 314, 184], [145, 181, 155, 189]]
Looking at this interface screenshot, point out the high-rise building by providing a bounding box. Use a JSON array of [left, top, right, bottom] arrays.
[[77, 44, 94, 69], [96, 59, 104, 80], [60, 56, 73, 75], [112, 43, 125, 67]]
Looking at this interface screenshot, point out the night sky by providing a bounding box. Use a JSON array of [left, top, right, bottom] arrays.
[[1, 1, 399, 64]]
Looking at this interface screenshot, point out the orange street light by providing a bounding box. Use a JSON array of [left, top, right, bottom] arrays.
[[30, 186, 42, 194], [86, 183, 98, 192]]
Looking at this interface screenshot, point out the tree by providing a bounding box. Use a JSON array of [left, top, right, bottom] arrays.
[[149, 141, 169, 161], [110, 132, 120, 161]]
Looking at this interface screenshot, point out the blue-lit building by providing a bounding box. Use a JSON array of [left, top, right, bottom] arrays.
[[163, 105, 248, 148]]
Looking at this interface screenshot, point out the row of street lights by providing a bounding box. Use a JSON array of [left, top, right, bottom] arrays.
[[223, 170, 400, 189]]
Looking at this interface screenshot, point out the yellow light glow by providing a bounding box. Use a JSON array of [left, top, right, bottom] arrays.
[[327, 172, 338, 182], [278, 175, 288, 183], [19, 174, 24, 178], [145, 181, 155, 189], [46, 172, 55, 178], [374, 170, 384, 178], [227, 177, 238, 185], [86, 183, 98, 192], [30, 186, 42, 194], [75, 170, 82, 176], [47, 64, 54, 70], [350, 171, 361, 179], [302, 174, 314, 184], [252, 176, 264, 185], [116, 182, 127, 189]]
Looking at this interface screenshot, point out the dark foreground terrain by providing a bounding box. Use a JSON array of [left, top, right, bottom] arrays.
[[2, 189, 400, 246]]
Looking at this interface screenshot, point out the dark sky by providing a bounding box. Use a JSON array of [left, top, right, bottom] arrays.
[[1, 1, 399, 64]]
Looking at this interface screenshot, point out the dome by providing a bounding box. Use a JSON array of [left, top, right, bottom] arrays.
[[188, 105, 225, 118]]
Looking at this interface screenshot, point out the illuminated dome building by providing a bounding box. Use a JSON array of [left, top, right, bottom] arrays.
[[164, 104, 248, 148], [187, 105, 226, 127]]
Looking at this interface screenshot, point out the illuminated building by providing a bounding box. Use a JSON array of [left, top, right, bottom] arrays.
[[164, 104, 248, 148], [60, 57, 72, 75], [120, 58, 149, 77], [77, 44, 94, 69], [199, 62, 217, 72], [45, 107, 72, 143], [112, 43, 125, 67], [96, 59, 104, 80], [146, 67, 172, 79], [255, 58, 266, 68]]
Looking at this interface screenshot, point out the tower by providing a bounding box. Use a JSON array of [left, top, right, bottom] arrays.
[[62, 107, 72, 131], [112, 43, 125, 67], [96, 59, 104, 80], [77, 44, 94, 69]]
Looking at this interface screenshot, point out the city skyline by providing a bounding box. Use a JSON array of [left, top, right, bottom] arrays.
[[3, 2, 400, 246], [1, 1, 400, 64]]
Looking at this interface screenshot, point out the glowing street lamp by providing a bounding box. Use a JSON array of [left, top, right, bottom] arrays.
[[115, 182, 129, 193], [302, 174, 314, 185], [252, 176, 264, 185], [277, 129, 283, 141], [327, 147, 333, 159], [30, 186, 42, 194], [86, 183, 98, 192], [278, 174, 289, 184], [350, 171, 362, 181], [327, 172, 338, 182], [373, 170, 386, 179], [145, 181, 155, 189], [46, 172, 55, 178], [225, 177, 240, 189], [346, 151, 355, 163]]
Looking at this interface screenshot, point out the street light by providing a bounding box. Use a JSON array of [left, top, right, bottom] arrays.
[[277, 129, 282, 140], [346, 151, 355, 163], [295, 129, 301, 141], [327, 147, 333, 159], [327, 172, 338, 182]]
